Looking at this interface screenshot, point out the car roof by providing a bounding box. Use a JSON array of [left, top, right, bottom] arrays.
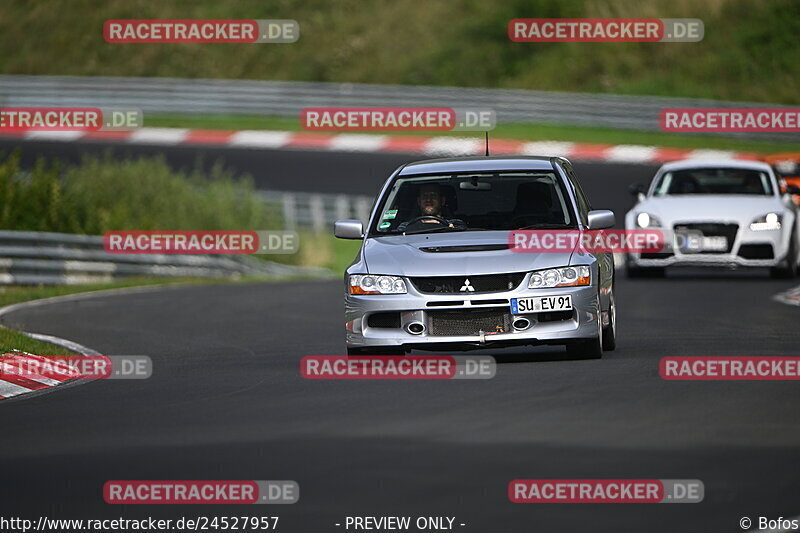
[[398, 156, 556, 176], [658, 159, 773, 173]]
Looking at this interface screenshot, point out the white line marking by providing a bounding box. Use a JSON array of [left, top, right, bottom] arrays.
[[24, 131, 86, 141], [329, 134, 388, 152], [686, 149, 736, 159], [605, 145, 657, 163], [228, 130, 291, 148], [127, 127, 189, 145], [520, 141, 575, 157], [23, 332, 100, 356], [423, 137, 482, 156]]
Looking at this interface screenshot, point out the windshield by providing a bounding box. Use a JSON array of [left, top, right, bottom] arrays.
[[653, 168, 774, 196], [371, 172, 576, 235]]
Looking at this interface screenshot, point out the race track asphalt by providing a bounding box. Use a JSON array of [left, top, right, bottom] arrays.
[[1, 142, 799, 532]]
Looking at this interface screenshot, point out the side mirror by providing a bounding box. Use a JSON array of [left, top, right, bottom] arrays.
[[334, 219, 364, 239], [587, 210, 616, 230], [629, 183, 646, 196], [785, 185, 800, 195]]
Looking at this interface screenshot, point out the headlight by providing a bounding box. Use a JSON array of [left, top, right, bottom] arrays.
[[349, 274, 407, 295], [528, 266, 591, 288], [750, 212, 782, 231], [636, 212, 661, 228]]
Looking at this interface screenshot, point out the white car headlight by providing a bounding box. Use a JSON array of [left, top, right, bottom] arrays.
[[349, 274, 407, 295], [750, 212, 782, 231], [528, 266, 591, 288], [636, 212, 661, 228]]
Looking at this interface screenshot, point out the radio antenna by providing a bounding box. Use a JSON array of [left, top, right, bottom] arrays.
[[484, 131, 490, 156]]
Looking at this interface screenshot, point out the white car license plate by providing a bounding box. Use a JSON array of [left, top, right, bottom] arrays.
[[511, 295, 573, 314], [681, 234, 728, 252]]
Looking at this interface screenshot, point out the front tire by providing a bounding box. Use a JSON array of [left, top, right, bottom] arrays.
[[770, 235, 798, 279], [602, 290, 617, 351], [566, 304, 603, 359]]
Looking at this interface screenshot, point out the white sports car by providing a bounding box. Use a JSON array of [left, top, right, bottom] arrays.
[[625, 159, 800, 278]]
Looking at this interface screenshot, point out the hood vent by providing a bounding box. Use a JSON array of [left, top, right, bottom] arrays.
[[419, 244, 509, 253]]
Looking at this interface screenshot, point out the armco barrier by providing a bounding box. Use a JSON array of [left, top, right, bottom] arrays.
[[260, 190, 373, 232], [0, 230, 331, 285], [1, 75, 798, 141]]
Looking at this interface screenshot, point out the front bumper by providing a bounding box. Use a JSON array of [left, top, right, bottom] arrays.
[[345, 283, 600, 350], [627, 224, 789, 268]]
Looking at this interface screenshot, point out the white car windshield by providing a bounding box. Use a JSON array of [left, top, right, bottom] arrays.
[[373, 172, 576, 235], [653, 168, 774, 196]]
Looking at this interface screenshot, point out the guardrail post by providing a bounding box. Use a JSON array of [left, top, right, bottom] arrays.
[[282, 193, 297, 230], [309, 194, 325, 233], [355, 197, 371, 224], [335, 195, 350, 222]]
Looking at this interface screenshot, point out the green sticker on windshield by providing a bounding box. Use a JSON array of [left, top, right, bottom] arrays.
[[379, 221, 391, 229], [382, 209, 398, 220]]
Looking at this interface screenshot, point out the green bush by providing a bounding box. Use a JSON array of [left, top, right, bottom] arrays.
[[0, 152, 278, 234]]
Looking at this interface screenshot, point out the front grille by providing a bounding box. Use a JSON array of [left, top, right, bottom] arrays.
[[410, 273, 525, 294], [738, 243, 774, 259], [674, 223, 738, 253], [428, 308, 511, 336], [641, 252, 674, 259]]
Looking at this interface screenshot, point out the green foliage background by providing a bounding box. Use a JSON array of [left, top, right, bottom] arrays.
[[0, 0, 797, 103]]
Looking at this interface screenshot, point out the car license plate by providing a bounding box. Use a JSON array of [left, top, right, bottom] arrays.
[[680, 234, 728, 252], [511, 295, 573, 314]]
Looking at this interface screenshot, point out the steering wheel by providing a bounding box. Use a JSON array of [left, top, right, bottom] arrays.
[[404, 215, 450, 228]]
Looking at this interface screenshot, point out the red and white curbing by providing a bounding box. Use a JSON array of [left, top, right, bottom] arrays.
[[0, 351, 82, 400], [0, 128, 760, 164]]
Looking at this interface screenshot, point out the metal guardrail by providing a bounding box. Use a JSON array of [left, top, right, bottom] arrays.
[[0, 191, 370, 285], [262, 190, 373, 232], [1, 75, 798, 141], [0, 230, 331, 285]]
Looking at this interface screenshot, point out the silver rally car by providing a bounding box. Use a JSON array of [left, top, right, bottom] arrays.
[[334, 156, 617, 358], [625, 159, 800, 278]]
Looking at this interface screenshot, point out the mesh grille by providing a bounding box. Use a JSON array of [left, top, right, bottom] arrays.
[[428, 308, 510, 336], [410, 273, 525, 294]]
